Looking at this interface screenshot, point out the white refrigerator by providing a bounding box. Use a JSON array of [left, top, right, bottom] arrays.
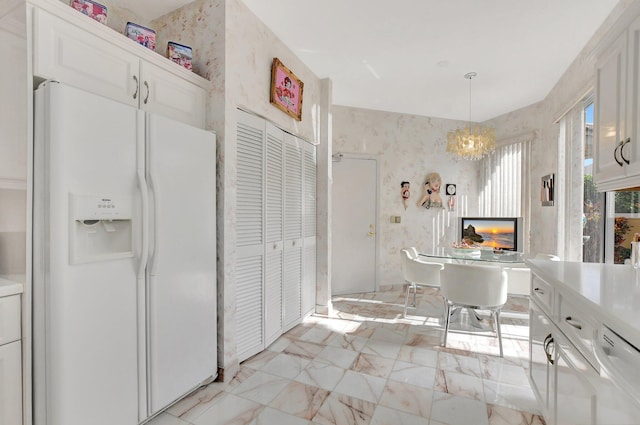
[[33, 81, 217, 425]]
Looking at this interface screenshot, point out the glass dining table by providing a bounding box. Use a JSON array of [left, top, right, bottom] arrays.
[[418, 248, 525, 265]]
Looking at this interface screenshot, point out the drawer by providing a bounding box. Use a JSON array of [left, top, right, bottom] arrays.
[[0, 295, 21, 345], [531, 275, 553, 315], [558, 292, 598, 369], [0, 340, 23, 425]]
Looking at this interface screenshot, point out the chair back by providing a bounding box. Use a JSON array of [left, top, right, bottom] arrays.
[[404, 246, 420, 259], [400, 249, 443, 287], [441, 263, 507, 308]]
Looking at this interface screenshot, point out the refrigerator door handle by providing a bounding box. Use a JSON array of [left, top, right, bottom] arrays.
[[148, 170, 160, 276], [137, 168, 149, 279]]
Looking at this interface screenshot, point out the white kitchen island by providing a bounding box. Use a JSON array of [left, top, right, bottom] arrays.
[[526, 259, 640, 425]]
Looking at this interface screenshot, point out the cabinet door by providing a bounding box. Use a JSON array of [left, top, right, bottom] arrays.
[[554, 332, 597, 425], [32, 8, 138, 108], [529, 301, 552, 419], [236, 111, 265, 361], [594, 30, 627, 187], [264, 123, 284, 346], [302, 143, 316, 315], [624, 15, 640, 178], [0, 341, 22, 425], [0, 27, 27, 186], [139, 61, 206, 128], [283, 133, 303, 330]]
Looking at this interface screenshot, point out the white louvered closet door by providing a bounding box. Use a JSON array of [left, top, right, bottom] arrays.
[[283, 132, 303, 330], [235, 111, 265, 361], [302, 142, 317, 315], [264, 122, 284, 346]]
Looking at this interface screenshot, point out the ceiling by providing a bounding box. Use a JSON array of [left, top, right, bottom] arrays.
[[133, 0, 620, 122]]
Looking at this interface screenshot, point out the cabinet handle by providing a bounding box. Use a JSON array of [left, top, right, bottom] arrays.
[[133, 75, 139, 100], [614, 141, 624, 166], [621, 137, 631, 165], [565, 316, 582, 330], [543, 333, 555, 365], [143, 81, 150, 104], [533, 287, 545, 295]]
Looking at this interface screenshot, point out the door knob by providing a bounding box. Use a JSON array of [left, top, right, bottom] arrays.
[[368, 231, 375, 237]]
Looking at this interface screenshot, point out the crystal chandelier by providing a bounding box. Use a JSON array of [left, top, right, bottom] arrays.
[[446, 72, 496, 160]]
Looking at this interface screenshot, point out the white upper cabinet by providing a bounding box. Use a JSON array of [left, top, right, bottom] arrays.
[[0, 14, 27, 188], [31, 2, 207, 128], [595, 15, 640, 191]]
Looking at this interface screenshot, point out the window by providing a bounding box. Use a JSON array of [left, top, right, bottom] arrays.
[[479, 139, 531, 249], [583, 102, 605, 263]]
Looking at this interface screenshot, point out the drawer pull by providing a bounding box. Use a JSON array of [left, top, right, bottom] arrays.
[[565, 316, 582, 330], [533, 287, 545, 295]]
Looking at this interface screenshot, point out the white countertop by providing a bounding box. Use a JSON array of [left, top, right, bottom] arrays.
[[526, 259, 640, 349], [0, 275, 24, 298]]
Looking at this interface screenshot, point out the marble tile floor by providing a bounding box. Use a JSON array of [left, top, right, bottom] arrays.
[[147, 285, 545, 425]]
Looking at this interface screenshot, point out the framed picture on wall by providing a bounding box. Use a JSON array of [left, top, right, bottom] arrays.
[[270, 58, 304, 121]]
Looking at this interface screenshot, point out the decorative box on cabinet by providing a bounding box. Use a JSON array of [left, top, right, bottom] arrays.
[[31, 2, 207, 128], [0, 292, 22, 425], [594, 14, 640, 191]]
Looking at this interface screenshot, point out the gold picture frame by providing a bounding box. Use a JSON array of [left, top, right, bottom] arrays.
[[270, 58, 304, 121]]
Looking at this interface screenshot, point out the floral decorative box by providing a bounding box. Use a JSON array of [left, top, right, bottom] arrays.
[[125, 22, 156, 51], [70, 0, 107, 24], [167, 42, 193, 71]]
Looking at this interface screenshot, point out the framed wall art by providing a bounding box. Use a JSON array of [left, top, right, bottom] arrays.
[[270, 58, 304, 121], [541, 173, 554, 206]]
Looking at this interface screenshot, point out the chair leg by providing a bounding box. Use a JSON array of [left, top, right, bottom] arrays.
[[413, 285, 417, 307], [403, 283, 411, 317], [443, 301, 451, 348], [495, 309, 503, 358]]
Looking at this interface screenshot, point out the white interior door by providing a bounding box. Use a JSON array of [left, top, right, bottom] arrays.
[[332, 157, 377, 295]]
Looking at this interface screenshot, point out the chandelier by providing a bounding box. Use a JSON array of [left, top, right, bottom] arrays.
[[446, 72, 496, 160]]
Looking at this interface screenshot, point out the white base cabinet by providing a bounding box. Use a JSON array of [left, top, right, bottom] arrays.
[[0, 293, 22, 425], [529, 268, 640, 425]]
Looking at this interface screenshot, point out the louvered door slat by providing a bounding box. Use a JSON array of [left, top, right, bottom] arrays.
[[236, 255, 263, 360], [302, 240, 316, 315], [266, 126, 283, 243], [284, 134, 302, 240], [303, 145, 316, 238], [264, 122, 284, 345], [283, 247, 302, 330], [237, 119, 264, 248], [265, 249, 283, 344]]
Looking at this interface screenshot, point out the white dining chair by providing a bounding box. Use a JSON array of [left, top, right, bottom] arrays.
[[441, 263, 508, 357], [400, 248, 444, 317]]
